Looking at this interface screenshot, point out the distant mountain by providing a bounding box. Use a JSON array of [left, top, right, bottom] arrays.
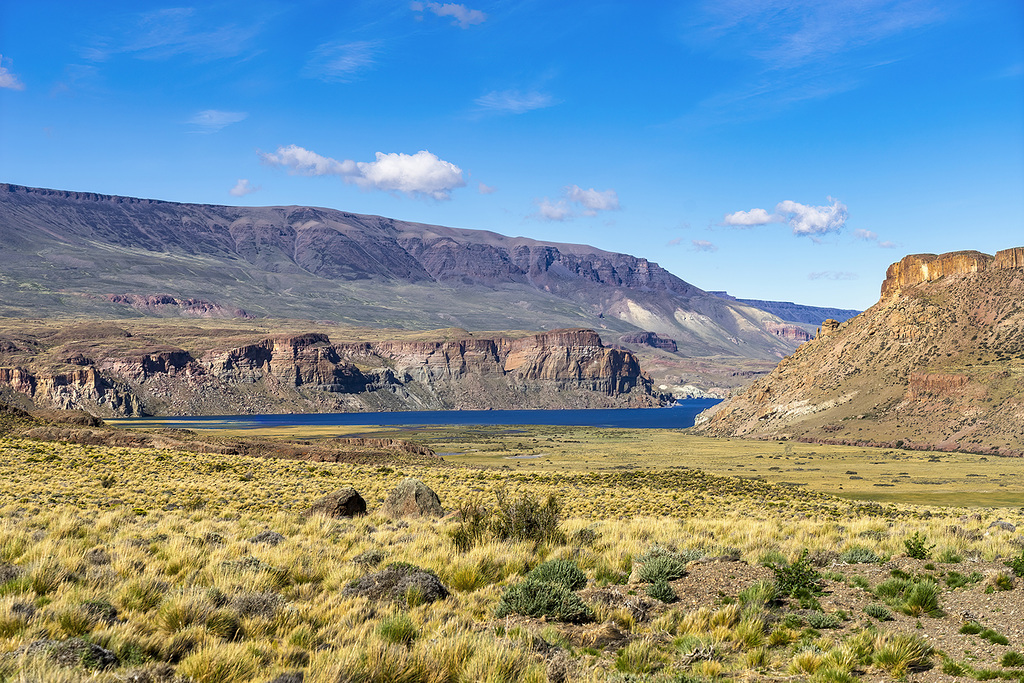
[[708, 292, 861, 325], [0, 184, 805, 366], [695, 248, 1024, 456]]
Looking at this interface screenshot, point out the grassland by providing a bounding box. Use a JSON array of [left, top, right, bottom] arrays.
[[111, 421, 1024, 509], [1, 420, 1023, 682]]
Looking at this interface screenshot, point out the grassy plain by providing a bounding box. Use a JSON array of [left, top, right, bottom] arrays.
[[2, 422, 1022, 681], [112, 421, 1024, 509]]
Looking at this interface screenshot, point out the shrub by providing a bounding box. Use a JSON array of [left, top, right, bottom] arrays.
[[804, 612, 842, 629], [646, 579, 676, 603], [903, 532, 934, 560], [634, 547, 691, 583], [990, 572, 1015, 591], [771, 549, 823, 598], [526, 559, 586, 590], [901, 580, 942, 616], [863, 603, 893, 621], [839, 546, 883, 564], [494, 579, 592, 623], [1006, 549, 1024, 577], [490, 489, 564, 546], [945, 570, 982, 589]]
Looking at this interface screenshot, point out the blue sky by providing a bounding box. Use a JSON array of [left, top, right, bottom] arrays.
[[1, 1, 1022, 309]]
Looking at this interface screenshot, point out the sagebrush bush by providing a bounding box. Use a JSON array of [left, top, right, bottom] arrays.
[[646, 579, 677, 603], [805, 611, 842, 629], [494, 579, 592, 623], [525, 558, 586, 590], [838, 545, 883, 564], [634, 547, 691, 582]]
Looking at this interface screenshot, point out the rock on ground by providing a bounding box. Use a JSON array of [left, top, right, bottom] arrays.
[[382, 477, 444, 518], [302, 488, 366, 517], [342, 563, 449, 604]]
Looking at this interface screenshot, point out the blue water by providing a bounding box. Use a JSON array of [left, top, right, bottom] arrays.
[[113, 399, 721, 431]]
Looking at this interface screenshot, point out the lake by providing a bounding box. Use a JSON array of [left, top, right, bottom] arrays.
[[109, 399, 721, 431]]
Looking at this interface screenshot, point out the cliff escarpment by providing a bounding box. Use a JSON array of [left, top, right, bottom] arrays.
[[0, 323, 665, 416], [693, 247, 1024, 456]]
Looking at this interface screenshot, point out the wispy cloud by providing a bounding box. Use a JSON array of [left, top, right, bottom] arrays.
[[302, 41, 379, 83], [533, 185, 621, 221], [723, 197, 848, 236], [478, 182, 497, 194], [474, 90, 555, 114], [229, 179, 260, 197], [84, 8, 265, 62], [187, 109, 247, 133], [690, 239, 718, 252], [260, 145, 466, 200], [853, 228, 896, 248], [411, 2, 487, 28], [0, 55, 25, 90], [808, 271, 858, 280], [680, 1, 944, 123]]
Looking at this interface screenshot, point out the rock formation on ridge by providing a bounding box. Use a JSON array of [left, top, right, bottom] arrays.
[[693, 248, 1024, 456]]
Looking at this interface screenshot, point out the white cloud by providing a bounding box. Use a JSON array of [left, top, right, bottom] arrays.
[[261, 145, 465, 200], [474, 90, 554, 114], [411, 2, 487, 28], [566, 185, 620, 216], [535, 199, 572, 221], [478, 182, 497, 194], [0, 55, 24, 90], [808, 271, 858, 280], [776, 197, 848, 235], [303, 41, 378, 83], [691, 240, 718, 252], [187, 109, 247, 133], [229, 179, 259, 197], [533, 185, 621, 221], [724, 197, 848, 236], [723, 207, 778, 227]]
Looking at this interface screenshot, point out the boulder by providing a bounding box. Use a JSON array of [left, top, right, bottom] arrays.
[[302, 488, 366, 518], [989, 520, 1016, 532], [342, 563, 449, 605], [382, 478, 444, 518], [17, 638, 118, 670]]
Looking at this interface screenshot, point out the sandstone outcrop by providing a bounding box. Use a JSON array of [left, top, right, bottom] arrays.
[[880, 248, 1024, 298], [619, 332, 678, 352], [694, 247, 1024, 456]]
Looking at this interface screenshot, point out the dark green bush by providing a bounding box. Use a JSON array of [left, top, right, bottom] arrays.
[[645, 579, 677, 603], [494, 579, 592, 623], [1006, 549, 1024, 578], [770, 549, 823, 598], [526, 559, 586, 590], [903, 532, 935, 560], [864, 603, 893, 621]]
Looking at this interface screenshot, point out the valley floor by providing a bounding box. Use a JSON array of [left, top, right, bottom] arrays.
[[0, 426, 1021, 682]]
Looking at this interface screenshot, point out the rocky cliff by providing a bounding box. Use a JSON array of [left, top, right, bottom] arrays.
[[0, 323, 665, 416], [693, 247, 1024, 456]]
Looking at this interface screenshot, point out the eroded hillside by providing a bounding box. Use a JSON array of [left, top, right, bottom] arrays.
[[693, 248, 1024, 455]]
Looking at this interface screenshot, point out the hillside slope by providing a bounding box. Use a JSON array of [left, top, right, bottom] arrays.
[[693, 248, 1024, 455], [0, 184, 803, 367]]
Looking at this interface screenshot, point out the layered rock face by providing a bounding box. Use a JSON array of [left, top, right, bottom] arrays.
[[879, 248, 1024, 298], [0, 327, 663, 417], [694, 248, 1024, 456]]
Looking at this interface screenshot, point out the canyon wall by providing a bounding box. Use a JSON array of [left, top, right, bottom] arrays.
[[0, 328, 665, 417]]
